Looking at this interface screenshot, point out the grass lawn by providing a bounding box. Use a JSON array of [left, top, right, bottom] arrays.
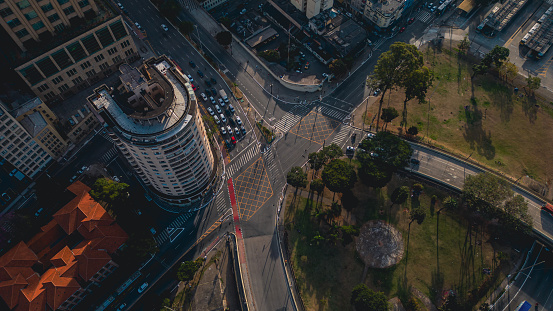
[[369, 47, 553, 186], [284, 173, 517, 311]]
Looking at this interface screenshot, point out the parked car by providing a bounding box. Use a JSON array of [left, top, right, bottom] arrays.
[[210, 77, 217, 84], [34, 208, 44, 217], [215, 105, 221, 114], [207, 107, 214, 115], [241, 126, 247, 135], [234, 127, 240, 135], [187, 74, 194, 82], [210, 96, 216, 104], [200, 93, 207, 101], [221, 127, 227, 135], [410, 158, 420, 165], [213, 115, 220, 124], [117, 303, 127, 311], [220, 114, 227, 123], [408, 17, 415, 24], [399, 27, 406, 33], [134, 22, 142, 30], [197, 70, 204, 78], [205, 80, 211, 87], [161, 24, 169, 31], [189, 61, 196, 67], [138, 282, 149, 293], [236, 116, 242, 126], [228, 104, 235, 113]]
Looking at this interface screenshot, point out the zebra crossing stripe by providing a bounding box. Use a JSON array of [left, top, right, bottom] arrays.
[[331, 126, 350, 145], [274, 105, 310, 133], [227, 143, 260, 176]]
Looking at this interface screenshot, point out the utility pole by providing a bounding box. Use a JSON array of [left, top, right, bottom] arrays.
[[287, 24, 291, 66]]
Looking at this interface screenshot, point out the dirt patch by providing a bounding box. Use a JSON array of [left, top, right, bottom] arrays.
[[356, 220, 404, 269]]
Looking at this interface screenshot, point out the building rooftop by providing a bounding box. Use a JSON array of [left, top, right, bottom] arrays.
[[19, 112, 47, 137], [10, 98, 42, 119], [478, 0, 529, 32], [246, 28, 279, 48], [324, 19, 367, 57], [368, 0, 406, 14], [88, 57, 195, 136]]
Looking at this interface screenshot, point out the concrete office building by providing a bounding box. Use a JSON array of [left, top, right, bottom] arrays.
[[291, 0, 334, 18], [87, 56, 218, 209], [363, 0, 412, 29], [0, 100, 53, 179], [3, 0, 139, 104]]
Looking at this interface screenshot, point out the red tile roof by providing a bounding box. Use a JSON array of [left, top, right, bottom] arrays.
[[0, 181, 128, 310]]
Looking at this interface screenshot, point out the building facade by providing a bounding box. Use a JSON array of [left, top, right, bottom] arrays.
[[14, 15, 139, 104], [291, 0, 334, 18], [0, 100, 53, 178], [199, 0, 228, 11], [88, 56, 218, 209], [0, 0, 99, 52]]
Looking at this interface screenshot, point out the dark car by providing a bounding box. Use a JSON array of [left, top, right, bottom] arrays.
[[189, 61, 195, 67], [197, 70, 204, 78], [408, 17, 415, 24], [410, 158, 420, 165], [210, 77, 217, 84], [205, 80, 211, 87], [399, 27, 406, 33]]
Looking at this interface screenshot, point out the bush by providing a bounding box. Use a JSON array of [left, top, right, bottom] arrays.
[[256, 122, 275, 142], [258, 50, 280, 62]]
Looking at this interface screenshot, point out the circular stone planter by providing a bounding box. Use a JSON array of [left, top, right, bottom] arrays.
[[356, 220, 404, 268]]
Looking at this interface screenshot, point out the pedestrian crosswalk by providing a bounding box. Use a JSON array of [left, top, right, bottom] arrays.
[[273, 104, 311, 133], [214, 191, 229, 214], [99, 130, 114, 144], [372, 38, 385, 49], [415, 11, 434, 24], [331, 125, 351, 146], [100, 146, 118, 163], [318, 106, 349, 121], [226, 143, 260, 177], [262, 146, 283, 189], [154, 212, 194, 245]]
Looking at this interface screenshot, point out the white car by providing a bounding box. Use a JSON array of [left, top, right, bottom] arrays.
[[210, 96, 216, 104], [234, 127, 240, 135], [367, 133, 376, 139], [220, 114, 227, 123], [134, 22, 142, 30], [207, 107, 214, 115], [218, 98, 225, 107], [227, 125, 232, 133], [200, 92, 207, 101], [215, 105, 221, 114], [161, 24, 169, 31], [187, 74, 194, 83], [221, 127, 227, 135], [236, 116, 242, 126]]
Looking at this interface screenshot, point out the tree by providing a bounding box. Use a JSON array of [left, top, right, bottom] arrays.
[[439, 196, 457, 213], [358, 159, 393, 188], [457, 35, 470, 55], [219, 17, 231, 28], [471, 64, 489, 78], [498, 59, 518, 82], [351, 284, 389, 311], [463, 173, 513, 216], [287, 166, 307, 190], [501, 195, 533, 232], [127, 235, 159, 258], [308, 151, 326, 172], [370, 42, 424, 131], [401, 66, 433, 129], [215, 31, 232, 46], [410, 206, 427, 225], [258, 50, 280, 62], [357, 131, 413, 170], [178, 21, 194, 36], [322, 143, 343, 160], [407, 126, 419, 136], [485, 45, 510, 68], [90, 178, 129, 204], [391, 186, 410, 207], [177, 260, 202, 281], [380, 107, 399, 131], [322, 159, 357, 200], [526, 76, 541, 95], [310, 179, 324, 195], [159, 0, 181, 20], [329, 59, 347, 77]]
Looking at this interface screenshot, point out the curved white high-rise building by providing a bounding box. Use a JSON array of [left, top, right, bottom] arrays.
[[87, 56, 218, 209]]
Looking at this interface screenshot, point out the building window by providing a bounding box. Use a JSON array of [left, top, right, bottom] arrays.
[[94, 54, 104, 62], [107, 47, 117, 55], [80, 61, 91, 70], [17, 0, 30, 10], [78, 0, 89, 8], [15, 28, 29, 38], [24, 10, 38, 21], [57, 0, 69, 4], [37, 83, 49, 92], [44, 91, 56, 100], [66, 68, 77, 77], [52, 76, 63, 85], [72, 76, 83, 85], [48, 13, 60, 23], [85, 69, 96, 77], [32, 21, 45, 30], [63, 6, 75, 15], [7, 18, 21, 28], [0, 8, 13, 18], [41, 3, 54, 12], [121, 40, 130, 48], [54, 23, 65, 32], [112, 56, 122, 63], [124, 49, 134, 57], [99, 62, 109, 71]]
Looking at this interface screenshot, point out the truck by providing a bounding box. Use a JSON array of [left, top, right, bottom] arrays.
[[219, 89, 229, 103], [542, 202, 553, 216], [514, 301, 531, 311]]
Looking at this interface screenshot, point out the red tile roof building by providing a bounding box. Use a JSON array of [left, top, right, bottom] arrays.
[[0, 182, 128, 310]]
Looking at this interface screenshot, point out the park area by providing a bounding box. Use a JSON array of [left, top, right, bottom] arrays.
[[362, 45, 553, 193], [283, 171, 519, 311]]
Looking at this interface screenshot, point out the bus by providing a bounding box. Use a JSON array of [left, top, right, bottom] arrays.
[[515, 301, 531, 311]]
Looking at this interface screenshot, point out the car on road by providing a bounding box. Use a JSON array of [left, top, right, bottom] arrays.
[[231, 136, 236, 144], [367, 133, 376, 139], [234, 127, 240, 135], [187, 74, 193, 82], [34, 208, 43, 217], [149, 227, 156, 234], [210, 77, 217, 84], [220, 127, 227, 135], [228, 104, 235, 113], [69, 175, 77, 183], [134, 22, 142, 30], [410, 158, 420, 165], [213, 115, 220, 124], [236, 116, 242, 126], [217, 98, 225, 107], [241, 126, 247, 135], [207, 107, 214, 115], [205, 80, 211, 87], [189, 61, 195, 67], [227, 125, 232, 134], [373, 88, 381, 96], [346, 146, 355, 155], [138, 282, 149, 293], [408, 17, 415, 24], [200, 93, 207, 101], [304, 62, 310, 70], [197, 70, 204, 78], [161, 24, 168, 31], [215, 105, 222, 114], [399, 27, 406, 33], [117, 303, 127, 311], [210, 96, 216, 104], [191, 83, 197, 91], [220, 114, 227, 123]]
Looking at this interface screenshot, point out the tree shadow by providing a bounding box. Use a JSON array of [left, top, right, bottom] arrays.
[[341, 189, 359, 212], [430, 268, 444, 303], [462, 101, 496, 160], [480, 79, 514, 122], [520, 95, 539, 123]]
